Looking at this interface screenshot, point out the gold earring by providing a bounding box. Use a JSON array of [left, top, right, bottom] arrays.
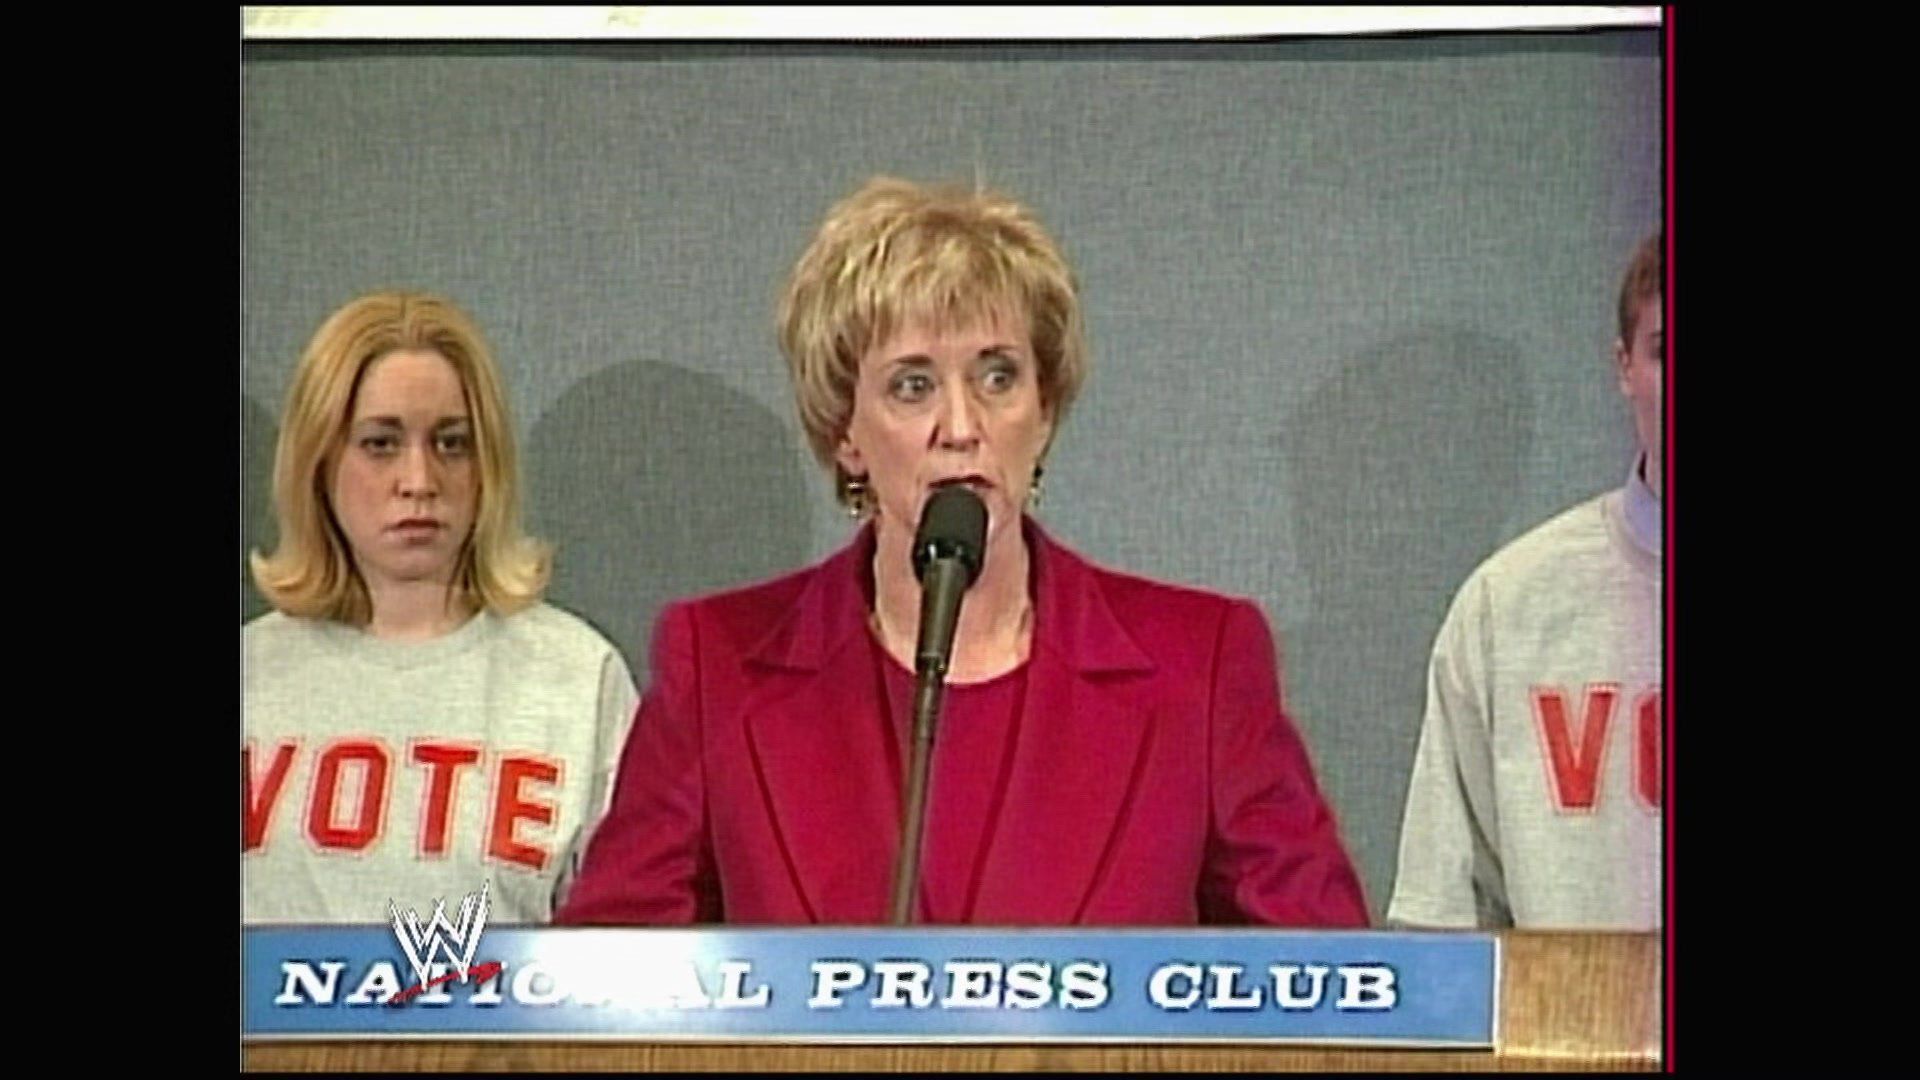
[[842, 473, 871, 518]]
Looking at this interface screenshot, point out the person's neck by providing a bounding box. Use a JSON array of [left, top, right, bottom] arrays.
[[366, 579, 473, 641], [1641, 450, 1663, 501], [871, 514, 1033, 684]]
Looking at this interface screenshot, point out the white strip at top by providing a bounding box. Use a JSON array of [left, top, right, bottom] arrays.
[[241, 6, 1664, 42]]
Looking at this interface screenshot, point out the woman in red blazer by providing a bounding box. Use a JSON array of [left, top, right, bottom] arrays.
[[556, 177, 1368, 928]]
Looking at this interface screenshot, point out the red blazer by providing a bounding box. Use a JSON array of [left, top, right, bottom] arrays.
[[556, 520, 1368, 927]]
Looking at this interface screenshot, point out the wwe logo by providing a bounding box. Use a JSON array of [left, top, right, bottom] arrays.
[[388, 881, 491, 988]]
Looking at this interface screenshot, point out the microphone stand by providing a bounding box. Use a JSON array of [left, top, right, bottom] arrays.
[[889, 556, 969, 925]]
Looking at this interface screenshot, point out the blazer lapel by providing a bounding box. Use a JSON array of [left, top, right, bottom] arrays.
[[740, 528, 901, 923], [973, 524, 1158, 924]]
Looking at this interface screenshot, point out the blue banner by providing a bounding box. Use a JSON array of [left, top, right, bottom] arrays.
[[243, 927, 1496, 1046]]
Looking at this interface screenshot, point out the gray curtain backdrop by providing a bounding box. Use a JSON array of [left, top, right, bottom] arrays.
[[240, 33, 1661, 920]]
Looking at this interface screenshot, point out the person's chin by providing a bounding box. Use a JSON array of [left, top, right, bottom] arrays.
[[375, 552, 458, 584], [984, 496, 1025, 542]]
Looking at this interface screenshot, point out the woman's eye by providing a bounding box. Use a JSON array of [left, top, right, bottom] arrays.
[[359, 435, 399, 455], [889, 371, 934, 402], [436, 431, 473, 455], [981, 363, 1017, 393]]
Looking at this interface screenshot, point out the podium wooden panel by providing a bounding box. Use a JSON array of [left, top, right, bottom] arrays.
[[243, 931, 1661, 1072]]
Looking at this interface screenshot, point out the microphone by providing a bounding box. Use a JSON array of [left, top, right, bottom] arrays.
[[890, 484, 987, 924], [909, 485, 988, 677]]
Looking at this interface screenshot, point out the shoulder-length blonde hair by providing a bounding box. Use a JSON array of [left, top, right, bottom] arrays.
[[777, 176, 1089, 509], [249, 290, 550, 624]]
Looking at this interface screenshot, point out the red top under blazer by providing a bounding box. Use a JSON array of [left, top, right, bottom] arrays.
[[555, 519, 1369, 927]]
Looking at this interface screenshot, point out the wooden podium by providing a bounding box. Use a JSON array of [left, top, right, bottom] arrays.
[[243, 931, 1660, 1072]]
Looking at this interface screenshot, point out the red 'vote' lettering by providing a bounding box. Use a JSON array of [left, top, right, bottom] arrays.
[[242, 740, 299, 851], [1532, 684, 1662, 813], [413, 743, 483, 855], [240, 740, 559, 862], [307, 740, 390, 850], [1532, 685, 1618, 811], [489, 757, 561, 871], [1635, 690, 1662, 809]]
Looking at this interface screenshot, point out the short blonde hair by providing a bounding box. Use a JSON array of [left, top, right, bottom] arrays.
[[777, 177, 1088, 506], [249, 290, 550, 624], [1618, 230, 1663, 342]]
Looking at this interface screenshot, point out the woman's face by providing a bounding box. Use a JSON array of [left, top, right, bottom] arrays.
[[836, 311, 1053, 553], [328, 348, 478, 596]]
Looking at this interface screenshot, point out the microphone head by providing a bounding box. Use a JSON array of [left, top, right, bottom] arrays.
[[912, 485, 988, 588]]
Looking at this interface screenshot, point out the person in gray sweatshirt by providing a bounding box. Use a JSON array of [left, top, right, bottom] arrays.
[[243, 290, 638, 925], [1388, 232, 1664, 930]]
